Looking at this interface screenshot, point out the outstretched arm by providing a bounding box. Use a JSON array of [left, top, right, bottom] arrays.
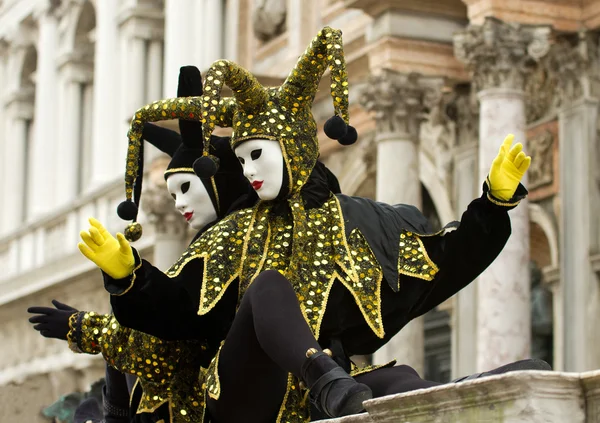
[[411, 134, 531, 315], [78, 217, 235, 341]]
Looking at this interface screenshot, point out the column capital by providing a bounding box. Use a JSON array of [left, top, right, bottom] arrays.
[[117, 5, 164, 41], [32, 0, 62, 20], [5, 88, 35, 119], [546, 31, 600, 108], [359, 70, 445, 140], [453, 17, 552, 92], [142, 158, 188, 237], [57, 53, 94, 82]]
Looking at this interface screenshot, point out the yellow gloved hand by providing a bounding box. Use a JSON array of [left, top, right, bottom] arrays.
[[78, 218, 135, 279], [488, 134, 531, 201]]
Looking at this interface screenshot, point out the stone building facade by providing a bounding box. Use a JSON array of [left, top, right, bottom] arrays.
[[0, 0, 598, 421]]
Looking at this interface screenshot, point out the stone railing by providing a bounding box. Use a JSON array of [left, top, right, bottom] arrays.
[[0, 178, 154, 305], [324, 370, 600, 422]]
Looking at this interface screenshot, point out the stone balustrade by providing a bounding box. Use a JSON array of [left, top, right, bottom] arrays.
[[323, 370, 600, 423], [0, 179, 152, 298]]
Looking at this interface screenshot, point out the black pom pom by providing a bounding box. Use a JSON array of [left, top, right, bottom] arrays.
[[324, 115, 348, 140], [193, 155, 220, 178], [117, 200, 138, 221], [338, 125, 357, 145]]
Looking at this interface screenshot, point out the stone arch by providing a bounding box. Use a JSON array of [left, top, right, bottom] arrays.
[[419, 151, 455, 224], [529, 203, 558, 269], [60, 0, 96, 55], [74, 1, 96, 57]]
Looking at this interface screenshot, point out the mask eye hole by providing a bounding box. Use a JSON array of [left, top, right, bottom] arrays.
[[238, 156, 245, 165], [171, 193, 176, 200], [250, 149, 262, 161], [181, 182, 190, 194]]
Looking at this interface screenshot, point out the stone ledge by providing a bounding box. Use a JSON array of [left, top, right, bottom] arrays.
[[322, 370, 600, 422]]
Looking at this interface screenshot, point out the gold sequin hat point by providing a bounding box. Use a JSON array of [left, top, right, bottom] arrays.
[[198, 26, 354, 189]]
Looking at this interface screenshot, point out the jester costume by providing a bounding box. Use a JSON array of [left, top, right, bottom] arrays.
[[76, 26, 538, 422]]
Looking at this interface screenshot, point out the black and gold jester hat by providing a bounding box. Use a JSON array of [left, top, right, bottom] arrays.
[[193, 26, 356, 196], [119, 27, 354, 216]]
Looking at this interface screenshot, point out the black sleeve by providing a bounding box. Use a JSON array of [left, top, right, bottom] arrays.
[[104, 248, 213, 340], [410, 183, 527, 316]]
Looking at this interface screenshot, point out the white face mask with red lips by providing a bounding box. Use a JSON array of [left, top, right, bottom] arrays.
[[166, 173, 217, 230], [234, 139, 284, 201]]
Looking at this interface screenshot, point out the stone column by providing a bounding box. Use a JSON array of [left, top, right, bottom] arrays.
[[55, 60, 90, 206], [453, 17, 551, 371], [163, 0, 195, 96], [0, 41, 8, 234], [448, 88, 480, 378], [143, 157, 189, 271], [117, 4, 165, 167], [224, 0, 240, 61], [201, 0, 224, 68], [360, 70, 433, 374], [91, 0, 120, 186], [547, 33, 600, 372], [30, 6, 59, 216], [2, 92, 34, 231], [145, 39, 164, 163], [147, 40, 163, 103]]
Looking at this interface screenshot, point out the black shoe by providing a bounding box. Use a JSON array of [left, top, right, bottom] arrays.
[[301, 349, 372, 418], [452, 358, 552, 383]]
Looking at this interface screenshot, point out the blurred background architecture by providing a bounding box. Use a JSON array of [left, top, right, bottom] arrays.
[[0, 0, 598, 421]]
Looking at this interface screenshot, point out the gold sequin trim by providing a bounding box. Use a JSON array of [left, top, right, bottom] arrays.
[[350, 360, 397, 377], [163, 167, 195, 176], [206, 343, 223, 400], [397, 231, 439, 284], [486, 191, 522, 207], [111, 255, 143, 296], [276, 374, 310, 423], [66, 312, 80, 353]]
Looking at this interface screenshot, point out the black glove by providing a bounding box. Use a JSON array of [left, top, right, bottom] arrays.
[[27, 300, 78, 341]]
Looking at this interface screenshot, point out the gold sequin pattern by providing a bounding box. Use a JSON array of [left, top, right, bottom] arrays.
[[397, 231, 440, 284], [206, 343, 223, 400], [199, 26, 349, 197], [349, 360, 397, 377], [72, 311, 207, 423], [276, 374, 311, 423], [122, 96, 237, 203], [166, 207, 256, 314]]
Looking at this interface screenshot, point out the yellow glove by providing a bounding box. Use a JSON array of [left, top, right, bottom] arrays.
[[78, 218, 135, 279], [488, 134, 531, 201]]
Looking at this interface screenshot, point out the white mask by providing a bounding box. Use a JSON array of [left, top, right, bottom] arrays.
[[166, 173, 217, 230], [234, 139, 284, 201]]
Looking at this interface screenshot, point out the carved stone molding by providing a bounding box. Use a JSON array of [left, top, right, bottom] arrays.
[[527, 130, 554, 189], [420, 87, 457, 190], [546, 31, 600, 108], [453, 17, 551, 92], [446, 84, 479, 146], [360, 70, 440, 139], [252, 0, 287, 43], [525, 64, 557, 123]]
